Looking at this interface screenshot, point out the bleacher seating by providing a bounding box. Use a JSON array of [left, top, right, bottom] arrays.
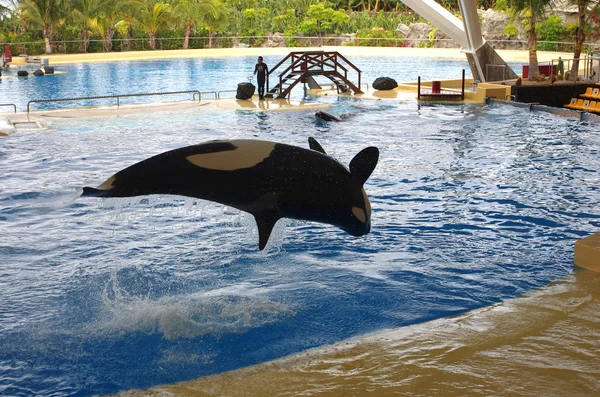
[[580, 87, 600, 99], [564, 86, 600, 113]]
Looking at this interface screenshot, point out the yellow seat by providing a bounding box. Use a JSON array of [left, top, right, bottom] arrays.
[[580, 87, 594, 99], [578, 99, 592, 110], [582, 100, 597, 111], [565, 98, 581, 109], [591, 88, 600, 100]]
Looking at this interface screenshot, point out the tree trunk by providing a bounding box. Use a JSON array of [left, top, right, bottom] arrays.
[[43, 25, 52, 54], [80, 29, 89, 53], [126, 25, 132, 49], [570, 4, 586, 81], [527, 9, 539, 80], [149, 33, 156, 49], [208, 30, 213, 48], [183, 21, 192, 49], [103, 27, 115, 52]]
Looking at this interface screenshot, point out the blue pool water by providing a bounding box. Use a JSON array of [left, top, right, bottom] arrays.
[[1, 56, 600, 396], [1, 54, 521, 112]]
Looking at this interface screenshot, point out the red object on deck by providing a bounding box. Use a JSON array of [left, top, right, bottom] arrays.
[[522, 64, 556, 79], [3, 45, 11, 63], [431, 81, 441, 94]]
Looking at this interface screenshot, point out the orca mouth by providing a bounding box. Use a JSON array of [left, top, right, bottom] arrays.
[[343, 220, 371, 237]]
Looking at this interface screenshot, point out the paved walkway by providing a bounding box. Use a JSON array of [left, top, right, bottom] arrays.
[[10, 46, 572, 65]]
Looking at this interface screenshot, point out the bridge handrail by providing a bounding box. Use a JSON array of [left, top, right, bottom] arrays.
[[27, 90, 206, 113], [268, 51, 362, 96], [268, 51, 324, 78], [275, 54, 321, 95], [334, 52, 362, 90]]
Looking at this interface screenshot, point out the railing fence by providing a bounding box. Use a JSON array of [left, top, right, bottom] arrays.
[[2, 36, 598, 57]]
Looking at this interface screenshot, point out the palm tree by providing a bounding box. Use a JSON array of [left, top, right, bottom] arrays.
[[95, 0, 129, 51], [130, 0, 175, 50], [174, 0, 219, 49], [507, 0, 551, 80], [568, 0, 600, 81], [69, 0, 113, 52], [19, 0, 65, 54], [202, 0, 229, 48]]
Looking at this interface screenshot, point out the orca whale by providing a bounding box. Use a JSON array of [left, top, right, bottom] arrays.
[[81, 138, 379, 250], [315, 111, 343, 122]]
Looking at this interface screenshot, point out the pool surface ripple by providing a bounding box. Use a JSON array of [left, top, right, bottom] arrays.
[[0, 58, 599, 396]]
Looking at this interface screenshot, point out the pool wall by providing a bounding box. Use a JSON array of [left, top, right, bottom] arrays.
[[575, 232, 600, 272]]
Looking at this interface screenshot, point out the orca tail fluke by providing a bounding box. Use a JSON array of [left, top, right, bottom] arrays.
[[80, 186, 108, 198]]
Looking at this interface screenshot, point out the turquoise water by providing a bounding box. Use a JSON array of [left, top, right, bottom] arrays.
[[1, 57, 599, 396], [0, 55, 519, 111]]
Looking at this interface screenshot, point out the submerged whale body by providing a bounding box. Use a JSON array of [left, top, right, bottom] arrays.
[[81, 138, 379, 250], [315, 111, 343, 122]]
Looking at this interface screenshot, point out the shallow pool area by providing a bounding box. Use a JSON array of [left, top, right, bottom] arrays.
[[1, 89, 599, 396], [0, 53, 525, 112]]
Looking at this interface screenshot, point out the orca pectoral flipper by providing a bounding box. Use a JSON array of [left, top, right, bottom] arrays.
[[254, 211, 281, 250]]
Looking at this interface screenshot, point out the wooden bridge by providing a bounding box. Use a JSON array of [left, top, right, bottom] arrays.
[[265, 51, 363, 99]]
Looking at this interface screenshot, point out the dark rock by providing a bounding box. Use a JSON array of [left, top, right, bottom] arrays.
[[44, 66, 55, 74], [33, 69, 44, 76], [373, 77, 398, 91], [17, 70, 29, 77], [236, 82, 255, 100]]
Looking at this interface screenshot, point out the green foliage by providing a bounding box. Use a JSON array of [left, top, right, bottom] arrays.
[[564, 22, 579, 39], [272, 9, 297, 33], [503, 23, 518, 37], [426, 28, 436, 48], [536, 15, 566, 51], [298, 3, 348, 35], [536, 15, 563, 41], [347, 11, 416, 33], [415, 28, 435, 49], [283, 28, 298, 46], [355, 27, 403, 47], [557, 56, 564, 77], [0, 0, 588, 55], [494, 0, 508, 12], [241, 7, 270, 36], [1, 30, 45, 56]]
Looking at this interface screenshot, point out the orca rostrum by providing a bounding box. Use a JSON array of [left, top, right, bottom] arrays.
[[81, 137, 379, 250]]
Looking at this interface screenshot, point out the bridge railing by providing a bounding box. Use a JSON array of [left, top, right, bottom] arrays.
[[267, 51, 361, 96]]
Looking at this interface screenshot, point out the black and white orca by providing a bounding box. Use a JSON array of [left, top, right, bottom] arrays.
[[81, 138, 379, 250], [315, 111, 343, 122]]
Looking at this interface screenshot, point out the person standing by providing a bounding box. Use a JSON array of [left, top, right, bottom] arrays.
[[254, 56, 269, 100]]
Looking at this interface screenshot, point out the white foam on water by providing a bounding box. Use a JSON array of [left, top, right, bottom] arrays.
[[93, 273, 295, 340]]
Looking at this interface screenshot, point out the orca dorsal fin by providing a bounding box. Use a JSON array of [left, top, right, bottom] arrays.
[[349, 147, 379, 185], [254, 212, 281, 250], [308, 137, 327, 155]]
